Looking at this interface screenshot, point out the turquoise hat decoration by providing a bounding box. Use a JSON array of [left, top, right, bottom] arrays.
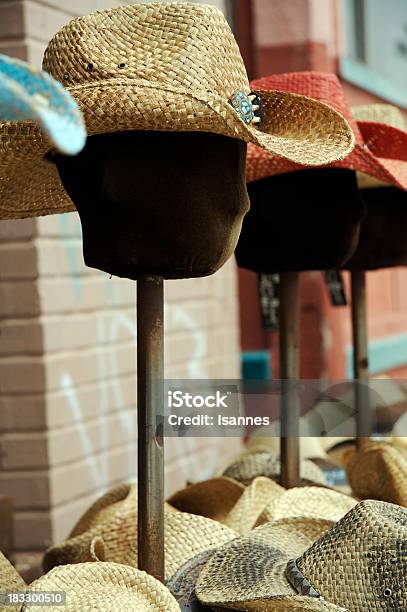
[[0, 53, 86, 155]]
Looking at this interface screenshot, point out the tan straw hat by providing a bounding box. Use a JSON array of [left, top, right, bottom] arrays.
[[196, 499, 407, 611], [25, 562, 180, 611], [345, 438, 407, 506], [168, 476, 284, 535], [0, 549, 180, 612], [0, 550, 26, 612], [43, 483, 237, 581], [0, 3, 355, 220], [221, 449, 328, 487], [262, 486, 357, 524]]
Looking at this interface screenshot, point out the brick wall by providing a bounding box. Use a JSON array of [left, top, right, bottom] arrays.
[[0, 0, 241, 573]]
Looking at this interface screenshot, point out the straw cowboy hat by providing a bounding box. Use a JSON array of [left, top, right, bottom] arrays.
[[196, 499, 407, 611], [170, 515, 334, 612], [220, 449, 328, 487], [263, 486, 357, 524], [245, 71, 407, 188], [0, 3, 355, 220], [351, 104, 407, 189], [43, 483, 238, 581], [168, 476, 284, 535], [345, 438, 407, 507], [0, 550, 180, 611], [0, 53, 85, 155]]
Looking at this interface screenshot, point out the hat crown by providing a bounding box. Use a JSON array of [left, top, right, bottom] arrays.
[[43, 3, 249, 101], [297, 500, 407, 611]]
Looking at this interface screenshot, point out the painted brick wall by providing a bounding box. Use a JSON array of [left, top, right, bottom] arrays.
[[0, 0, 241, 573]]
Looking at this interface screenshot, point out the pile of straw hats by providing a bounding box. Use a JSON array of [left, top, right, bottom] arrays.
[[43, 483, 238, 580], [39, 476, 361, 610]]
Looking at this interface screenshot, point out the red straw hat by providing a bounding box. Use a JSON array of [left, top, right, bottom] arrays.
[[247, 71, 407, 189]]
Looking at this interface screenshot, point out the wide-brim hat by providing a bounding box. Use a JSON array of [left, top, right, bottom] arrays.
[[196, 499, 407, 611], [168, 476, 284, 535], [351, 104, 407, 189], [345, 438, 407, 506], [0, 53, 85, 155], [246, 71, 407, 189], [173, 515, 334, 611], [263, 486, 357, 524], [0, 550, 180, 612], [220, 449, 328, 487], [0, 4, 355, 220], [27, 563, 180, 611], [43, 483, 238, 581]]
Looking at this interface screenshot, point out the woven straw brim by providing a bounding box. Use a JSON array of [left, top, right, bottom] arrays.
[[44, 484, 238, 581], [221, 450, 327, 487], [0, 551, 26, 612], [223, 477, 285, 534], [167, 477, 245, 523], [26, 562, 179, 611], [247, 137, 407, 189], [0, 83, 355, 220], [346, 440, 407, 506], [246, 98, 407, 190], [195, 518, 339, 611], [168, 476, 284, 536], [262, 486, 357, 524]]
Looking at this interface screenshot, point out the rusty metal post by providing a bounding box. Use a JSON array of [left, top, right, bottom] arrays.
[[279, 271, 300, 488], [351, 269, 371, 450], [137, 275, 165, 582]]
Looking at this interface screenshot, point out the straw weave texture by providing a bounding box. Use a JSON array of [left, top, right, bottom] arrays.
[[0, 4, 355, 219], [196, 500, 407, 611], [222, 450, 327, 487], [262, 486, 357, 524], [168, 476, 284, 536], [246, 72, 407, 190], [43, 483, 237, 581], [195, 517, 340, 611], [346, 439, 407, 506], [25, 562, 180, 611]]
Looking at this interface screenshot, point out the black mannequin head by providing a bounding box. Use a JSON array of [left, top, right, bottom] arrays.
[[53, 131, 249, 280], [235, 168, 365, 273], [345, 186, 407, 270]]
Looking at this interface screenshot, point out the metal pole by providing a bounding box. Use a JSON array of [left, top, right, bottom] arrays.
[[279, 271, 300, 488], [137, 275, 165, 582], [351, 269, 371, 449]]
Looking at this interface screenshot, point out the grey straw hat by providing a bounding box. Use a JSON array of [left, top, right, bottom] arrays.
[[196, 500, 407, 611], [221, 449, 328, 487]]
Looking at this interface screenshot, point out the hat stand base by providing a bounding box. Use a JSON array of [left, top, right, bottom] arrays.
[[351, 269, 371, 450], [279, 272, 300, 488], [137, 275, 165, 582]]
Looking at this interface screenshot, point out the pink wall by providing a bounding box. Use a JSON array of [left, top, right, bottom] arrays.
[[238, 0, 407, 379]]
